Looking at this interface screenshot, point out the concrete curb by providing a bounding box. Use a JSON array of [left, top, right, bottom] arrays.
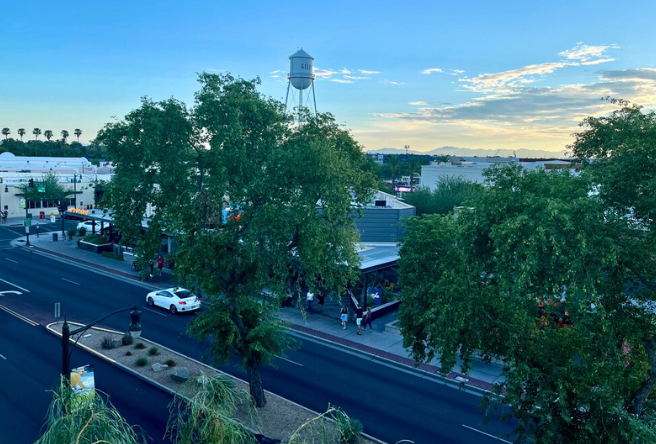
[[45, 322, 388, 444]]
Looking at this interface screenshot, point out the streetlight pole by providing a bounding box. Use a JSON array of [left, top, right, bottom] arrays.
[[25, 200, 30, 246], [62, 304, 142, 384], [73, 174, 77, 208]]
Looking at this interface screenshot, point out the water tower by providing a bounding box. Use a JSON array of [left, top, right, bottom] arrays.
[[285, 49, 317, 125]]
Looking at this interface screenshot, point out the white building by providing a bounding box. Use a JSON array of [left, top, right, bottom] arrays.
[[0, 152, 114, 218], [420, 156, 575, 191]]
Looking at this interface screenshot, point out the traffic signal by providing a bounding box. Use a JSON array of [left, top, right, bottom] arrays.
[[28, 178, 34, 188]]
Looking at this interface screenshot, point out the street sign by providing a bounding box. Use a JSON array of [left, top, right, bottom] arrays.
[[23, 218, 32, 227], [37, 186, 45, 193], [19, 198, 25, 209], [50, 215, 56, 223]]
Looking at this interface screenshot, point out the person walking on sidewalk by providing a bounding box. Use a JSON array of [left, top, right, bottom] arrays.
[[156, 255, 164, 276], [355, 304, 364, 335], [306, 290, 314, 314], [340, 306, 349, 329], [362, 307, 373, 331]]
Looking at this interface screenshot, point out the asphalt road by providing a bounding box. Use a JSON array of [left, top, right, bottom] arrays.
[[0, 240, 515, 444], [0, 308, 173, 444]]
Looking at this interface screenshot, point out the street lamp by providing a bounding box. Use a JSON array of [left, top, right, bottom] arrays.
[[72, 174, 78, 208], [61, 304, 142, 383]]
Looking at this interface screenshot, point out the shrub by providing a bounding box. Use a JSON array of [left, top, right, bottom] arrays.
[[332, 408, 363, 444], [101, 251, 124, 261], [125, 351, 132, 356], [101, 336, 116, 350], [164, 359, 176, 367], [121, 332, 134, 346], [135, 357, 148, 367], [148, 346, 159, 356], [78, 226, 87, 236], [134, 342, 146, 350], [85, 234, 110, 245], [66, 228, 77, 238]]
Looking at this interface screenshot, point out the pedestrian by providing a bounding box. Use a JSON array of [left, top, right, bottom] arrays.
[[317, 291, 325, 311], [362, 307, 373, 331], [156, 255, 164, 275], [355, 304, 364, 335], [306, 290, 314, 314], [149, 259, 155, 277], [340, 306, 349, 329]]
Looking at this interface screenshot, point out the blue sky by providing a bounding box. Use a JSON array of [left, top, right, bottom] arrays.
[[2, 0, 656, 154]]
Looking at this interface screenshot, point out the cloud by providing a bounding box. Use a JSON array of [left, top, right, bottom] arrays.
[[358, 69, 380, 75], [382, 80, 404, 86], [409, 101, 428, 106], [599, 68, 656, 82], [452, 69, 465, 75], [340, 68, 352, 74], [330, 79, 354, 84], [581, 58, 615, 66], [314, 68, 338, 78], [559, 43, 617, 62], [344, 75, 370, 80], [422, 68, 443, 75], [460, 62, 572, 92]]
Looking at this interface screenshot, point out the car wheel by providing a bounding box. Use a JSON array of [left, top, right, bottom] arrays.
[[147, 297, 154, 306], [170, 305, 177, 314]]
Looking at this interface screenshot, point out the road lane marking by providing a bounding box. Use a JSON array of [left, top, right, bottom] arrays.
[[0, 305, 39, 326], [4, 258, 17, 263], [62, 278, 80, 286], [0, 354, 6, 360], [141, 306, 168, 317], [275, 355, 303, 366], [0, 291, 22, 296], [0, 278, 30, 293], [462, 425, 512, 443]]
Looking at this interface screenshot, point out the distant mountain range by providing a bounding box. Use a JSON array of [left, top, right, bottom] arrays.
[[367, 146, 570, 159]]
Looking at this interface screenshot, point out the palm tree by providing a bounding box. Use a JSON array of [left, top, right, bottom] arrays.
[[60, 130, 69, 144], [44, 130, 53, 141], [18, 128, 25, 141], [74, 128, 82, 142], [386, 155, 401, 185], [407, 155, 422, 189], [1, 128, 9, 140], [33, 128, 42, 141]]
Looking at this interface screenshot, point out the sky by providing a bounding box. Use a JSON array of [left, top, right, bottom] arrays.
[[2, 0, 656, 154]]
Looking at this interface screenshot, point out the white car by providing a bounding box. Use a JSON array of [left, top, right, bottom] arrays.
[[77, 221, 97, 232], [146, 287, 201, 314]]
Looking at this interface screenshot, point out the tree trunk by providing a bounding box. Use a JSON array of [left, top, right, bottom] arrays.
[[247, 360, 266, 408], [629, 338, 656, 414]]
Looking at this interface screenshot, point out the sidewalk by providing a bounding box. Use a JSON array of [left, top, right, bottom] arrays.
[[10, 217, 505, 393]]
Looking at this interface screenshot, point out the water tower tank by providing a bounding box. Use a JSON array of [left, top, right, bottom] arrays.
[[289, 49, 314, 90]]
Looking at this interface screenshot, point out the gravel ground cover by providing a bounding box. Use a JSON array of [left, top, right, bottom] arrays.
[[50, 322, 380, 444]]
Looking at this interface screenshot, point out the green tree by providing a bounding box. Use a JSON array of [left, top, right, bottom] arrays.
[[44, 129, 53, 141], [74, 128, 82, 142], [397, 164, 656, 443], [382, 154, 402, 187], [97, 73, 376, 408], [33, 127, 41, 141], [402, 175, 483, 216], [17, 172, 73, 211], [570, 99, 656, 236], [18, 128, 25, 141], [2, 127, 9, 140], [60, 129, 69, 144]]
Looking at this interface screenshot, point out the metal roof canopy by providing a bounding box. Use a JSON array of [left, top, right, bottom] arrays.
[[358, 244, 399, 273]]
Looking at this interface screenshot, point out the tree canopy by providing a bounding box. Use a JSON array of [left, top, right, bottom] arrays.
[[398, 163, 656, 443], [98, 73, 377, 407]]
